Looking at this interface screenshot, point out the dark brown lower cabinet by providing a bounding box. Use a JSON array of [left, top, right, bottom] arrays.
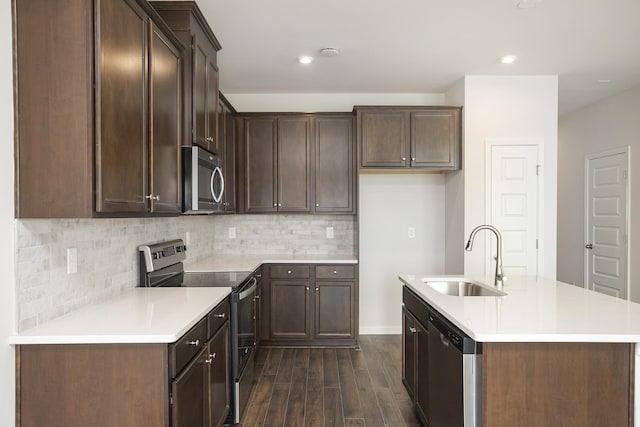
[[270, 280, 312, 339], [402, 307, 429, 426], [16, 300, 230, 427], [262, 263, 358, 347]]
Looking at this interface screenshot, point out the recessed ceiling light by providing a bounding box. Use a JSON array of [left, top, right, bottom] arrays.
[[500, 55, 518, 64], [298, 56, 313, 64], [596, 79, 612, 84], [319, 47, 340, 57]]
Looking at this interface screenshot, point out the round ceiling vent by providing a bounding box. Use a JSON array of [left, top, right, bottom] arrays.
[[319, 47, 340, 57]]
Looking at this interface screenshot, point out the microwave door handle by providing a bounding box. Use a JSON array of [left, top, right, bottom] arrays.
[[211, 166, 224, 203]]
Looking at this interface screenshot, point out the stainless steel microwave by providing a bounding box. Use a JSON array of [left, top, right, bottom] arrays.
[[182, 146, 224, 214]]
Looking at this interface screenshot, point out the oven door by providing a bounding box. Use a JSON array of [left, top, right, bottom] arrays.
[[235, 276, 257, 378], [182, 146, 224, 214]]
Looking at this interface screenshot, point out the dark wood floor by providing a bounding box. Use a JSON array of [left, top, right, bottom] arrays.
[[239, 335, 421, 426]]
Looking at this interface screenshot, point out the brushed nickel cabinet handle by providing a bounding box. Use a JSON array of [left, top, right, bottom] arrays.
[[188, 339, 200, 346]]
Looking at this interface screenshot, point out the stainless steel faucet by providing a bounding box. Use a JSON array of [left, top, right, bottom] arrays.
[[465, 225, 505, 287]]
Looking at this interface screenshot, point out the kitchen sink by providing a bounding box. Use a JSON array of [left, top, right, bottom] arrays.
[[423, 278, 506, 297]]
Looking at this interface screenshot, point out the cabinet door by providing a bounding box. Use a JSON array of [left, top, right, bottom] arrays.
[[270, 280, 311, 339], [149, 22, 182, 213], [277, 117, 312, 212], [172, 347, 208, 427], [314, 116, 355, 213], [402, 308, 417, 400], [244, 118, 277, 213], [415, 320, 429, 425], [411, 110, 460, 169], [208, 323, 230, 427], [315, 281, 355, 339], [192, 39, 208, 149], [96, 0, 148, 213], [207, 60, 220, 154], [359, 110, 409, 168], [221, 100, 236, 212]]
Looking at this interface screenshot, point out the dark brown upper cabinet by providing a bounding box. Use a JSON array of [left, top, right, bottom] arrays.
[[355, 106, 462, 170], [219, 94, 236, 213], [240, 116, 312, 213], [237, 113, 356, 215], [14, 0, 183, 218], [313, 115, 356, 214], [151, 1, 222, 154]]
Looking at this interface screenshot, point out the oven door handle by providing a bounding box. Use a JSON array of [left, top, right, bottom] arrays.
[[238, 277, 258, 301]]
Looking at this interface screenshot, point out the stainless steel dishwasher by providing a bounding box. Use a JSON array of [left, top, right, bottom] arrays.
[[427, 310, 481, 427]]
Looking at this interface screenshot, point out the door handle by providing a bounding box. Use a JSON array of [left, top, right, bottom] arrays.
[[585, 244, 593, 249]]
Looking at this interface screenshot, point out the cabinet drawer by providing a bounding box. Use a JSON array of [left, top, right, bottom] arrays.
[[402, 286, 430, 328], [170, 317, 207, 378], [207, 298, 229, 339], [316, 265, 356, 280], [270, 264, 310, 279]]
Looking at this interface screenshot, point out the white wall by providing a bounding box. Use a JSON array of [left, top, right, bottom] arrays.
[[359, 173, 446, 334], [1, 0, 16, 424], [444, 79, 466, 274], [558, 85, 640, 301], [463, 76, 558, 280], [224, 93, 445, 112]]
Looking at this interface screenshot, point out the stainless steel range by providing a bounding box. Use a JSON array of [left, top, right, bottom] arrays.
[[138, 239, 258, 425]]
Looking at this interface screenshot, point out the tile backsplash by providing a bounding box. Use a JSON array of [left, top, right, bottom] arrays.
[[15, 214, 355, 331]]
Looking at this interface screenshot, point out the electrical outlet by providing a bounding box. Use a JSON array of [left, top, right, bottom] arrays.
[[408, 227, 416, 239], [67, 247, 77, 274], [185, 231, 191, 245], [326, 227, 334, 239], [228, 227, 236, 239]]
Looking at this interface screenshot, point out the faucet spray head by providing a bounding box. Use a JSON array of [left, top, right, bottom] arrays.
[[465, 237, 474, 251]]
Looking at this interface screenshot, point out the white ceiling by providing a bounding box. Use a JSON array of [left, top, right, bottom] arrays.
[[190, 0, 640, 114]]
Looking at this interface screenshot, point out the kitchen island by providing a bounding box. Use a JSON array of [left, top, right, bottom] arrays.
[[400, 274, 640, 427]]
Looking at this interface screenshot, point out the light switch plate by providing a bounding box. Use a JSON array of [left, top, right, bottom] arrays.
[[408, 227, 416, 239], [228, 227, 236, 239], [326, 227, 334, 239]]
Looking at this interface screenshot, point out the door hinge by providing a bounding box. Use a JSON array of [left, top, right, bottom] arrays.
[[623, 170, 628, 179], [624, 234, 628, 245], [536, 239, 539, 250], [536, 164, 541, 176], [170, 395, 173, 405]]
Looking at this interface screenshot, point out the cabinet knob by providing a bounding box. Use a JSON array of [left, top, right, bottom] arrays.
[[205, 353, 216, 364], [273, 203, 277, 207], [306, 286, 309, 291], [214, 313, 225, 318], [412, 157, 416, 161], [409, 327, 417, 334], [287, 270, 292, 274], [278, 203, 282, 207], [316, 203, 320, 207], [145, 195, 160, 201], [402, 157, 406, 161], [187, 339, 200, 346], [315, 287, 319, 291], [333, 270, 338, 274]]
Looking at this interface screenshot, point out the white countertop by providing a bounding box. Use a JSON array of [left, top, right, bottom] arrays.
[[400, 274, 640, 343], [186, 254, 358, 273], [9, 287, 231, 345]]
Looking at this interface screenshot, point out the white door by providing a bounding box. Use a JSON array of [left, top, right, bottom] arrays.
[[585, 150, 628, 299], [489, 144, 539, 277]]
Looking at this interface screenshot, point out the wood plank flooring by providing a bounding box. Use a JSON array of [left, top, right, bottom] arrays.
[[238, 335, 421, 427]]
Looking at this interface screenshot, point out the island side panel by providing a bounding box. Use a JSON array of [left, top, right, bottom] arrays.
[[482, 342, 634, 427], [16, 344, 170, 427]]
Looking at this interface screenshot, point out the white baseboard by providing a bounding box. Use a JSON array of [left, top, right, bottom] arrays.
[[359, 326, 402, 335]]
